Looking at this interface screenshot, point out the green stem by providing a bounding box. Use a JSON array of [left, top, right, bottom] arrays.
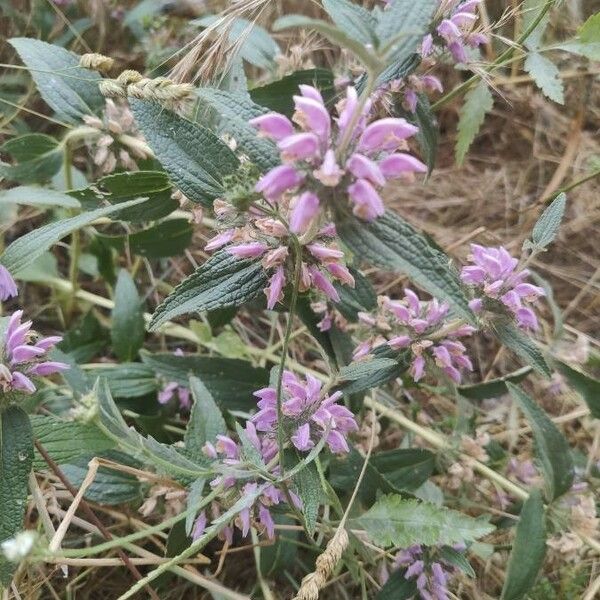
[[432, 0, 556, 111], [275, 243, 303, 473]]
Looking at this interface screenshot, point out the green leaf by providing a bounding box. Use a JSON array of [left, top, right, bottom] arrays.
[[96, 379, 207, 482], [331, 447, 435, 506], [456, 81, 493, 165], [195, 88, 280, 172], [376, 0, 438, 54], [339, 357, 406, 395], [492, 321, 551, 378], [333, 267, 377, 321], [130, 100, 240, 207], [69, 171, 177, 221], [184, 377, 227, 462], [273, 17, 382, 72], [337, 209, 475, 324], [322, 0, 378, 45], [530, 193, 567, 250], [579, 12, 600, 43], [249, 69, 336, 118], [501, 490, 546, 600], [0, 196, 146, 273], [194, 16, 280, 69], [0, 406, 34, 585], [86, 364, 158, 398], [111, 270, 145, 362], [141, 352, 269, 412], [60, 454, 142, 505], [127, 219, 193, 258], [148, 250, 268, 331], [524, 53, 564, 104], [30, 415, 115, 470], [9, 38, 104, 124], [438, 546, 476, 578], [0, 185, 80, 208], [0, 134, 62, 184], [292, 462, 323, 535], [507, 383, 574, 500], [554, 361, 600, 419], [356, 495, 494, 548], [458, 366, 532, 400]]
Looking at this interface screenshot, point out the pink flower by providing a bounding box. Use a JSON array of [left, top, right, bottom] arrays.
[[379, 153, 427, 179], [0, 310, 67, 394], [226, 242, 268, 259], [249, 113, 294, 140], [307, 244, 345, 262], [347, 153, 386, 186], [357, 118, 419, 153], [205, 229, 235, 252], [309, 266, 340, 302], [265, 266, 285, 310], [293, 96, 331, 140], [289, 192, 320, 235], [278, 132, 320, 162], [347, 179, 385, 221], [0, 265, 18, 301], [313, 149, 344, 186], [255, 165, 305, 201]]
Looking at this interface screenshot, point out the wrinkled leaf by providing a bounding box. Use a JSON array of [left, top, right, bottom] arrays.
[[456, 81, 493, 165]]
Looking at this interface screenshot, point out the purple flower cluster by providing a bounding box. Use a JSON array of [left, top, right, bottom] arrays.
[[460, 244, 545, 330], [423, 0, 488, 64], [252, 371, 358, 454], [216, 220, 354, 310], [353, 291, 476, 384], [250, 84, 426, 221], [158, 381, 190, 410], [0, 310, 68, 394], [394, 545, 458, 600], [0, 265, 18, 302], [192, 422, 301, 542]]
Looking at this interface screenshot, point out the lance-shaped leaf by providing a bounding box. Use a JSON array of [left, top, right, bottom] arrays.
[[492, 321, 551, 378], [458, 366, 532, 400], [356, 495, 494, 548], [524, 53, 564, 104], [554, 360, 600, 419], [111, 270, 145, 362], [339, 357, 407, 395], [0, 197, 146, 273], [376, 0, 438, 53], [337, 210, 475, 324], [528, 193, 567, 250], [0, 186, 80, 209], [9, 37, 104, 123], [501, 490, 546, 600], [148, 251, 268, 331], [0, 406, 34, 585], [507, 383, 574, 500], [130, 100, 240, 207], [322, 0, 378, 45], [184, 377, 227, 463]]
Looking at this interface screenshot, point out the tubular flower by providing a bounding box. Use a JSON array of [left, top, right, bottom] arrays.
[[251, 371, 358, 454], [0, 310, 68, 394], [353, 291, 476, 384], [191, 423, 301, 542], [0, 265, 18, 301], [249, 84, 424, 221], [460, 244, 545, 330]]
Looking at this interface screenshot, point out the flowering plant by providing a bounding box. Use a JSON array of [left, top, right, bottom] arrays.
[[0, 1, 599, 599]]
